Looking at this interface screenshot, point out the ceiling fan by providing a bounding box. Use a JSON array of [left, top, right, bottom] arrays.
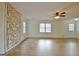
[[51, 3, 78, 19], [55, 12, 66, 17], [52, 3, 74, 19], [54, 12, 66, 19]]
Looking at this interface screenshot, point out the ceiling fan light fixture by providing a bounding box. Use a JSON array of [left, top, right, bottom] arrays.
[[54, 16, 60, 19], [74, 18, 79, 21]]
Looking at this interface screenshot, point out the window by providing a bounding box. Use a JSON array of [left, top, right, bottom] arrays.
[[23, 22, 26, 33], [46, 23, 51, 32], [40, 23, 51, 32], [40, 23, 45, 32], [69, 23, 74, 32]]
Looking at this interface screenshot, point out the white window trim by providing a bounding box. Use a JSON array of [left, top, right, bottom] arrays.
[[23, 22, 26, 33], [68, 23, 74, 32], [39, 23, 51, 33]]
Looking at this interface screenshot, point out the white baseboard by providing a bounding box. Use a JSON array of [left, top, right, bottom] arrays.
[[28, 37, 79, 39]]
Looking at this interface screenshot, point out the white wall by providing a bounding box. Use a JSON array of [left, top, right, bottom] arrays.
[[0, 3, 5, 54], [63, 19, 75, 38], [63, 19, 79, 38], [28, 19, 63, 38], [21, 16, 28, 41], [27, 18, 79, 38], [77, 20, 79, 38]]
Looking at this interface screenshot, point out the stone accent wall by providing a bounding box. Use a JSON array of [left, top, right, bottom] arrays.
[[6, 3, 21, 50]]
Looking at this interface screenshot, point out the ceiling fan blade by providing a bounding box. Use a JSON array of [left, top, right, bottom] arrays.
[[61, 12, 66, 14], [56, 12, 59, 16]]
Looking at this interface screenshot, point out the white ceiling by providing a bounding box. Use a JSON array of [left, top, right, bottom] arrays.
[[10, 2, 79, 20]]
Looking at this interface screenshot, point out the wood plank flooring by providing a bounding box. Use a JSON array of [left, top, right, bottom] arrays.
[[5, 38, 79, 56]]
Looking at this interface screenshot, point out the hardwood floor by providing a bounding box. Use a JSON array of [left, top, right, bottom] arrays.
[[5, 38, 79, 56]]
